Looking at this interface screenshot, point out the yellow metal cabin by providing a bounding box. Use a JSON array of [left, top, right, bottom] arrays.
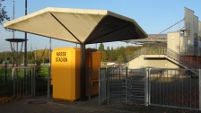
[[51, 48, 100, 101]]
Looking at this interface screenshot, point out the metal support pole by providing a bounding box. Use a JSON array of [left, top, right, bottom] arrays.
[[31, 67, 35, 97], [4, 61, 7, 81], [148, 68, 151, 105], [125, 67, 128, 104], [199, 69, 201, 110], [24, 0, 27, 67], [23, 1, 28, 93], [145, 68, 149, 106], [12, 1, 15, 68], [47, 67, 51, 99], [16, 42, 18, 67], [47, 38, 51, 99], [107, 68, 110, 104], [80, 44, 86, 101], [98, 68, 101, 105], [12, 68, 16, 97], [88, 68, 91, 100]]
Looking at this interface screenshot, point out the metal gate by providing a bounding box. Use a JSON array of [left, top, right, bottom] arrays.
[[99, 68, 107, 105], [127, 68, 147, 105], [107, 67, 127, 104], [99, 67, 148, 105]]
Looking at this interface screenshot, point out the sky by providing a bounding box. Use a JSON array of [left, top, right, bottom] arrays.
[[0, 0, 201, 52]]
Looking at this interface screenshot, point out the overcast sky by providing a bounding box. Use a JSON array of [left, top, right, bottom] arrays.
[[0, 0, 201, 52]]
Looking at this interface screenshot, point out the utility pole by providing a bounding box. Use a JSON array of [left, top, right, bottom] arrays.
[[24, 0, 27, 67], [12, 1, 15, 39], [12, 0, 15, 68], [47, 38, 51, 99]]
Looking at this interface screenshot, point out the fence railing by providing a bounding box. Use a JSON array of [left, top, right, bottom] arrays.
[[0, 66, 12, 82], [11, 67, 36, 97], [0, 66, 49, 99], [149, 68, 200, 110], [166, 48, 201, 69], [99, 68, 107, 105], [99, 67, 201, 111], [124, 46, 167, 62], [124, 46, 201, 70]]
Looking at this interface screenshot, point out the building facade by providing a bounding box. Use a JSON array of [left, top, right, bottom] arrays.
[[126, 8, 201, 69]]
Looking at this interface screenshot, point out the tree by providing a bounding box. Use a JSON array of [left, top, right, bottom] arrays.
[[105, 46, 110, 61], [106, 46, 110, 53], [98, 43, 105, 52], [116, 46, 126, 63], [0, 0, 10, 24]]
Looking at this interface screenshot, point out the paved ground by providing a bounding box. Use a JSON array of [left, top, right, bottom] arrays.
[[0, 96, 200, 113]]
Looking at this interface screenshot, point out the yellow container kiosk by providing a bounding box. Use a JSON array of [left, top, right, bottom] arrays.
[[85, 49, 100, 96], [51, 48, 100, 101]]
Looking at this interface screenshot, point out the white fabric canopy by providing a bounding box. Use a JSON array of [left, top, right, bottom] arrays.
[[4, 7, 147, 44]]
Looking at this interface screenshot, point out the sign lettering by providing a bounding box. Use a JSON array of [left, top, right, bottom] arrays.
[[55, 52, 67, 62]]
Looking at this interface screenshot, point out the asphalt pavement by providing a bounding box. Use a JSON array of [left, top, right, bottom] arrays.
[[0, 96, 200, 113]]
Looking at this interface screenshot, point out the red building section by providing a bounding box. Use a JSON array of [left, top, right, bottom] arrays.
[[182, 56, 201, 68]]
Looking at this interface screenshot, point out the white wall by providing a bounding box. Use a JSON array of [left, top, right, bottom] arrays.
[[184, 8, 199, 55], [127, 55, 180, 69], [167, 32, 180, 53], [198, 21, 201, 56], [199, 21, 201, 37]]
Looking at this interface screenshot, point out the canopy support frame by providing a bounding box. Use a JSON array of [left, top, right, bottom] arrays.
[[50, 13, 82, 44], [86, 23, 132, 43]]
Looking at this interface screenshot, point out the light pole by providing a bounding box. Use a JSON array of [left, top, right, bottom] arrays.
[[47, 38, 51, 99], [24, 0, 27, 67], [12, 0, 15, 68], [6, 38, 26, 67]]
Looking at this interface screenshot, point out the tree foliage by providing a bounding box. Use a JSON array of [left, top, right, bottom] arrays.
[[98, 43, 142, 63], [0, 0, 10, 24], [0, 45, 142, 65], [98, 43, 105, 51], [0, 49, 50, 65]]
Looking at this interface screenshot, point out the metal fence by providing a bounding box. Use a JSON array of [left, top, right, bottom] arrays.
[[99, 67, 201, 111], [0, 67, 12, 81], [99, 68, 107, 105], [12, 67, 35, 97], [149, 68, 200, 110], [99, 67, 148, 105], [0, 66, 50, 99]]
